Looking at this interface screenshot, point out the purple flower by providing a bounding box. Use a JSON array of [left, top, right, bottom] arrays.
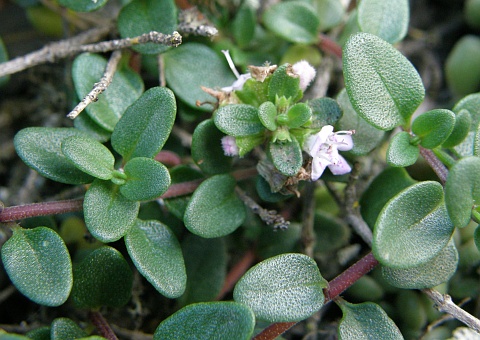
[[303, 125, 355, 181], [221, 136, 239, 156]]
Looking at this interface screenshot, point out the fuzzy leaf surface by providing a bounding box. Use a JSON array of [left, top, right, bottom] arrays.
[[234, 253, 327, 322], [125, 220, 186, 298], [120, 157, 171, 201], [357, 0, 409, 44], [50, 318, 87, 340], [338, 301, 403, 340], [445, 156, 480, 228], [386, 131, 419, 167], [14, 127, 95, 185], [373, 181, 455, 269], [184, 174, 246, 238], [111, 87, 176, 162], [269, 138, 303, 177], [153, 302, 255, 340], [411, 109, 455, 149], [214, 104, 264, 137], [343, 33, 425, 130], [71, 247, 133, 308], [61, 135, 115, 180], [1, 227, 72, 306], [83, 179, 139, 242]]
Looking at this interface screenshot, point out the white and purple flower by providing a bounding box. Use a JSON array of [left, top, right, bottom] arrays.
[[303, 125, 355, 181], [221, 135, 239, 156]]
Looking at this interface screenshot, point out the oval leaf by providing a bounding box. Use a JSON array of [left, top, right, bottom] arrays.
[[357, 0, 409, 44], [258, 101, 278, 131], [233, 253, 327, 322], [338, 301, 403, 340], [117, 0, 177, 55], [14, 127, 95, 185], [184, 174, 246, 238], [386, 131, 419, 167], [214, 104, 264, 137], [373, 181, 455, 268], [50, 318, 87, 340], [445, 156, 480, 228], [120, 157, 171, 201], [268, 64, 302, 103], [269, 138, 303, 176], [61, 135, 115, 180], [286, 103, 312, 128], [164, 43, 236, 111], [308, 97, 343, 128], [337, 88, 384, 155], [382, 240, 458, 289], [442, 109, 472, 148], [411, 109, 455, 149], [153, 302, 255, 340], [71, 246, 133, 309], [84, 179, 139, 242], [72, 53, 144, 131], [1, 227, 72, 306], [191, 119, 232, 175], [263, 2, 320, 44], [58, 0, 107, 12], [111, 87, 176, 161], [125, 219, 186, 298], [343, 33, 425, 130]]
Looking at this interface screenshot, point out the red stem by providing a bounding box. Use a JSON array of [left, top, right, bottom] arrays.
[[318, 34, 343, 58], [419, 147, 448, 184], [88, 310, 119, 340], [253, 252, 379, 340]]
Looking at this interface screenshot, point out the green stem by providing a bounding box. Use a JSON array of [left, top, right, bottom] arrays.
[[432, 148, 456, 169]]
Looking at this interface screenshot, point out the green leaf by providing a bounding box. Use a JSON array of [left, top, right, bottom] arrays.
[[117, 0, 177, 55], [373, 181, 455, 269], [336, 88, 384, 155], [120, 157, 171, 201], [382, 239, 458, 289], [269, 138, 303, 177], [235, 134, 265, 156], [234, 253, 327, 322], [1, 227, 72, 306], [0, 37, 9, 87], [236, 77, 271, 108], [26, 326, 50, 340], [71, 246, 133, 309], [360, 167, 416, 228], [286, 103, 312, 128], [445, 156, 480, 228], [263, 1, 320, 44], [14, 127, 95, 184], [445, 35, 480, 97], [73, 112, 111, 143], [214, 104, 264, 137], [153, 302, 255, 340], [338, 301, 403, 340], [312, 0, 345, 32], [58, 0, 108, 12], [83, 179, 139, 242], [61, 135, 115, 180], [452, 93, 480, 156], [191, 119, 232, 174], [111, 87, 176, 161], [50, 318, 87, 340], [258, 223, 302, 259], [442, 109, 472, 148], [179, 234, 226, 305], [232, 2, 256, 47], [184, 174, 246, 238], [343, 33, 425, 130], [164, 43, 236, 111], [72, 53, 144, 131], [258, 101, 278, 131], [474, 225, 480, 252], [357, 0, 409, 44], [308, 97, 343, 128], [386, 131, 419, 167], [268, 64, 302, 103], [411, 109, 455, 149], [125, 220, 186, 298]]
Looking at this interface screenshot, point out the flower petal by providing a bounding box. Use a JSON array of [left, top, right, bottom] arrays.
[[328, 155, 351, 175], [333, 134, 354, 151], [304, 125, 333, 156], [311, 156, 330, 181]]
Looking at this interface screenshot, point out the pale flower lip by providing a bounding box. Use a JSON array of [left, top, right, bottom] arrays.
[[303, 125, 355, 181]]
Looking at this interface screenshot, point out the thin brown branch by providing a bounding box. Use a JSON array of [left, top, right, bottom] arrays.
[[67, 50, 123, 119], [422, 288, 480, 334], [0, 199, 84, 222], [301, 182, 316, 258], [215, 249, 256, 300], [419, 147, 448, 184], [89, 310, 119, 340], [0, 30, 181, 78]]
